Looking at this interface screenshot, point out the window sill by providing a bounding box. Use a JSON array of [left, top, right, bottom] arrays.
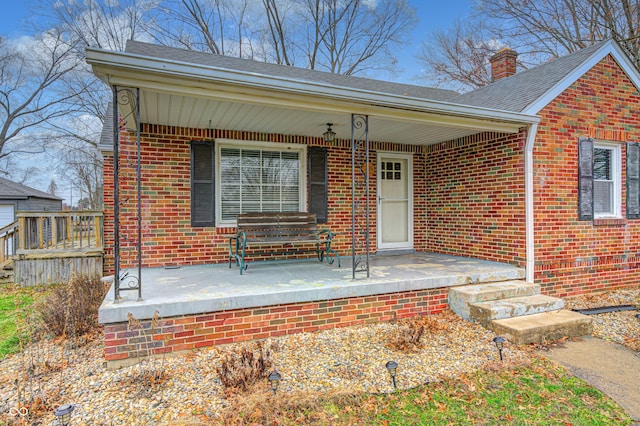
[[593, 218, 627, 227]]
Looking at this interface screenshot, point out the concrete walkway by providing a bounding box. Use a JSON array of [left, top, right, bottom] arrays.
[[544, 336, 640, 423]]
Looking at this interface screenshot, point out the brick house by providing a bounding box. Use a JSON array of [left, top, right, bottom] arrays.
[[87, 39, 640, 365]]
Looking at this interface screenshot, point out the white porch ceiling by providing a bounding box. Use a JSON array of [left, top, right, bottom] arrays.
[[87, 46, 540, 146], [138, 91, 512, 146]]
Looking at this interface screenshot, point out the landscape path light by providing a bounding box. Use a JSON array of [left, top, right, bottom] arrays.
[[54, 404, 74, 426], [385, 360, 398, 390], [493, 336, 506, 361], [268, 371, 281, 395]]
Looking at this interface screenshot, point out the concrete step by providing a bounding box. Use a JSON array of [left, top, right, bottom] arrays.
[[490, 310, 593, 345], [470, 294, 565, 326], [449, 280, 540, 320]]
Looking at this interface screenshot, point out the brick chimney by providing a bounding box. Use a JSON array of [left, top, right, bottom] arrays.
[[489, 48, 518, 82]]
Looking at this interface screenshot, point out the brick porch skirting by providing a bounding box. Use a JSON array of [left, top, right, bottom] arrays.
[[103, 287, 449, 368]]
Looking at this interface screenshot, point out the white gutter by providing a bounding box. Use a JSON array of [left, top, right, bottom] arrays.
[[525, 122, 539, 283], [86, 47, 540, 126]]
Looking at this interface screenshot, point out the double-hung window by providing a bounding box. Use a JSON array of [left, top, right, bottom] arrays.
[[593, 143, 621, 217], [217, 140, 306, 226], [578, 138, 622, 220]]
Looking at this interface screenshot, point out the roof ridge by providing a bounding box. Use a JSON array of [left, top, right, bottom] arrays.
[[451, 39, 616, 113], [123, 40, 459, 101]]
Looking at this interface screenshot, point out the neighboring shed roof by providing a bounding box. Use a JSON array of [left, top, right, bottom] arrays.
[[125, 40, 459, 103], [0, 177, 63, 201], [451, 39, 640, 114]]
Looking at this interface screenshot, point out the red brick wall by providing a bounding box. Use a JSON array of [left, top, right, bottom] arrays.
[[103, 127, 430, 272], [101, 55, 640, 297], [533, 55, 640, 296], [103, 154, 114, 273], [103, 287, 448, 365], [423, 131, 527, 265]]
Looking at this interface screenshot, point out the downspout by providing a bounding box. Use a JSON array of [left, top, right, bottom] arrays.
[[525, 123, 539, 283]]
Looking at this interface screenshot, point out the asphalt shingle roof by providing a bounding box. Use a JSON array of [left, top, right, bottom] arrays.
[[124, 40, 459, 102], [0, 177, 62, 200], [120, 39, 633, 117], [450, 41, 611, 113]]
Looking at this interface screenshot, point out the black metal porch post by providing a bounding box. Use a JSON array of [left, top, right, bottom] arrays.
[[351, 114, 370, 278], [112, 86, 143, 302], [112, 86, 120, 302], [135, 88, 142, 302]]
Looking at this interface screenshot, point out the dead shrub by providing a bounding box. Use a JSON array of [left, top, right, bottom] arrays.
[[216, 341, 277, 393], [126, 311, 172, 384], [119, 368, 170, 395], [220, 383, 361, 425], [36, 273, 108, 338], [387, 314, 451, 352]]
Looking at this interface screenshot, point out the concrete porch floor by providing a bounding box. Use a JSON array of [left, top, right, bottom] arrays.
[[98, 253, 524, 324]]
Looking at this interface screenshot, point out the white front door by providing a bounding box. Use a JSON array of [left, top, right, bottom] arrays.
[[377, 153, 413, 250]]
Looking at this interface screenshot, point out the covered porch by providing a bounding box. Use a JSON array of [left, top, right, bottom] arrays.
[[99, 253, 523, 367], [86, 41, 536, 367]]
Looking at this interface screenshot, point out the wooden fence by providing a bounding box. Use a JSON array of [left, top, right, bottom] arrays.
[[0, 221, 19, 268], [2, 211, 104, 286]]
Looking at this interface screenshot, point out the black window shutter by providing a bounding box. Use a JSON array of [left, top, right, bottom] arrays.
[[578, 137, 594, 221], [191, 141, 215, 227], [308, 147, 328, 224], [627, 142, 640, 219]]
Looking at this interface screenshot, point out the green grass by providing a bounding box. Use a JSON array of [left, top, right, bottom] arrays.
[[328, 359, 632, 425], [0, 284, 38, 358], [224, 357, 633, 425]]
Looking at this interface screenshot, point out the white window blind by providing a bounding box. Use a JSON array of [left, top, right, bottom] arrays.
[[220, 147, 300, 222], [594, 148, 613, 215], [593, 144, 620, 218]]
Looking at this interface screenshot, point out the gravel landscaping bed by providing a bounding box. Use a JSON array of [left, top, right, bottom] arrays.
[[0, 287, 637, 425], [565, 287, 640, 351]]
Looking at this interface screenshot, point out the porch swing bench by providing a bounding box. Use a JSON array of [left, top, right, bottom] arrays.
[[228, 212, 340, 275]]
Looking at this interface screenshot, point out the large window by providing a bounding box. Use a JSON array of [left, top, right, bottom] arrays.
[[216, 141, 306, 226]]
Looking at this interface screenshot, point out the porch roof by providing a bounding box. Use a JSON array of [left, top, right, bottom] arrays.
[[86, 41, 539, 150]]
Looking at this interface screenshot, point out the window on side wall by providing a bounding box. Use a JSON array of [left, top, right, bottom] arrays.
[[216, 140, 306, 227], [593, 143, 621, 217], [578, 138, 622, 220]]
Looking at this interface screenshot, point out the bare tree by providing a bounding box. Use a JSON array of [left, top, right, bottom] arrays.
[[263, 0, 295, 65], [56, 144, 103, 210], [157, 0, 416, 75], [32, 0, 151, 207], [419, 21, 496, 90], [42, 0, 150, 52], [318, 0, 416, 75], [270, 0, 417, 75], [147, 0, 267, 58], [148, 0, 225, 53], [0, 31, 85, 167], [47, 179, 58, 196], [420, 0, 640, 91]]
